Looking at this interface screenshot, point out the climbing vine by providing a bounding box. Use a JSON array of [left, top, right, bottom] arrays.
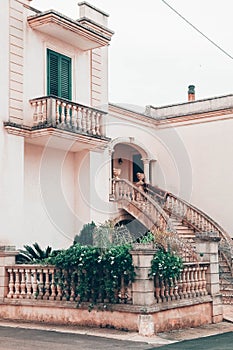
[[46, 243, 135, 304]]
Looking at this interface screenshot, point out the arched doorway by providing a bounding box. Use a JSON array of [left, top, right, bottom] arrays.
[[112, 143, 145, 183]]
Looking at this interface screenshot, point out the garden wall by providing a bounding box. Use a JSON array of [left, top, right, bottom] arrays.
[[0, 298, 213, 333]]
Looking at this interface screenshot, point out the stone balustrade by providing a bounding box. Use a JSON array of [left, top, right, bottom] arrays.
[[112, 178, 172, 232], [5, 265, 132, 303], [30, 96, 107, 137], [153, 263, 208, 303]]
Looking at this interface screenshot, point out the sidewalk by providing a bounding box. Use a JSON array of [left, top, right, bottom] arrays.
[[0, 304, 233, 347]]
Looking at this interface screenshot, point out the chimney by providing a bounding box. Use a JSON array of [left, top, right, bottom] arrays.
[[188, 85, 195, 101]]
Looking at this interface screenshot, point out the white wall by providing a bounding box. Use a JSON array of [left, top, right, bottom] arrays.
[[107, 109, 233, 237], [173, 118, 233, 236], [23, 143, 76, 249]]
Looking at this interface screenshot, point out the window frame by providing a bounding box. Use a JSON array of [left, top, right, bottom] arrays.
[[47, 49, 72, 100]]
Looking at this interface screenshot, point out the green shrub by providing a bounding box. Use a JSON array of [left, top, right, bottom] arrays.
[[73, 221, 96, 246], [46, 243, 135, 304], [149, 248, 183, 285]]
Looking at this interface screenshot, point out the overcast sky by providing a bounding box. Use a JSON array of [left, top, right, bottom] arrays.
[[32, 0, 233, 108]]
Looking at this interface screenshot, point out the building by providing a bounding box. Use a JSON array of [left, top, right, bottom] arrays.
[[1, 0, 233, 254]]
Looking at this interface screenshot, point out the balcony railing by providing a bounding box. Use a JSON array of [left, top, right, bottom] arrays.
[[30, 96, 107, 138]]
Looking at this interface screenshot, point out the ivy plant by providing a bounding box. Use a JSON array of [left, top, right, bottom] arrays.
[[149, 248, 183, 286]]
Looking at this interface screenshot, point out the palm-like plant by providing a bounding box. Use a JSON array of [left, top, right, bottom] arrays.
[[16, 242, 53, 264]]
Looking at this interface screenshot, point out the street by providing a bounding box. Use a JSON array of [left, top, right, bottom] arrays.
[[0, 325, 233, 350], [0, 326, 154, 350], [157, 331, 233, 350]]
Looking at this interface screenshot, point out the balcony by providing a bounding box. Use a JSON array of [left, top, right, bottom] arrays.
[[4, 96, 110, 151]]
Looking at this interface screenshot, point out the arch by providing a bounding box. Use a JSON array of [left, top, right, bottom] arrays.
[[109, 137, 157, 184], [109, 136, 157, 161]]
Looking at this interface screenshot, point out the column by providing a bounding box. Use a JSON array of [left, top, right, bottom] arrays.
[[130, 248, 156, 305], [142, 158, 150, 184], [0, 246, 18, 301], [195, 232, 223, 323], [131, 248, 156, 336]]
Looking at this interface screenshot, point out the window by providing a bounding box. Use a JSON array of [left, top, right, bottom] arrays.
[[47, 49, 72, 100]]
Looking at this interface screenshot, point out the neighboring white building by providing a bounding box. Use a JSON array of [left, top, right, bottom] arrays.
[[0, 0, 233, 249]]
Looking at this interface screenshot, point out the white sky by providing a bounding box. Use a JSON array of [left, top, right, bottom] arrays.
[[32, 0, 233, 107]]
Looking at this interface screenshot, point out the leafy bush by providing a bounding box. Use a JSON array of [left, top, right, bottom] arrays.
[[73, 221, 96, 246], [93, 220, 133, 249], [46, 243, 135, 304], [149, 248, 183, 285], [16, 242, 57, 264]]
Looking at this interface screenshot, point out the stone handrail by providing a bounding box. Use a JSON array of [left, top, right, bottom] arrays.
[[5, 264, 132, 303], [30, 96, 107, 137], [112, 178, 174, 233], [154, 262, 208, 303], [163, 191, 233, 248]]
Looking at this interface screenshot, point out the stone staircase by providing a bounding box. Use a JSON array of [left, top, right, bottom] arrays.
[[169, 215, 195, 240], [112, 178, 233, 303]]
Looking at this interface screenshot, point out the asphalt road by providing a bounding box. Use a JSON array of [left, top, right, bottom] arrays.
[[156, 331, 233, 350], [0, 326, 154, 350], [0, 325, 233, 350]]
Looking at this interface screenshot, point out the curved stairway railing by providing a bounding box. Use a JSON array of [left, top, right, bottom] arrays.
[[111, 179, 174, 233], [147, 185, 233, 275], [146, 184, 233, 247], [164, 192, 233, 248]]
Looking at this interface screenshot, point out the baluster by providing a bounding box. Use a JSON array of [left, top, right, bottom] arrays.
[[32, 268, 38, 299], [7, 268, 14, 298], [70, 271, 76, 302], [19, 268, 26, 298], [125, 283, 132, 304], [13, 269, 20, 298], [82, 108, 87, 132], [91, 111, 96, 135], [202, 266, 208, 295], [131, 186, 136, 201], [173, 277, 179, 300], [194, 267, 199, 296], [56, 100, 61, 124], [50, 268, 56, 300], [198, 267, 203, 296], [96, 113, 100, 135], [56, 269, 63, 300], [182, 268, 188, 298], [186, 207, 190, 222], [126, 186, 131, 201], [186, 268, 191, 298], [41, 99, 47, 123], [32, 102, 38, 125], [190, 268, 195, 297], [60, 102, 66, 126], [77, 107, 82, 130], [160, 280, 165, 301], [37, 269, 44, 299], [37, 100, 42, 123], [119, 183, 123, 198], [71, 105, 77, 130], [66, 104, 71, 128], [43, 268, 50, 300], [164, 281, 169, 301], [168, 279, 173, 301], [155, 276, 161, 303], [86, 110, 91, 133], [26, 269, 32, 298], [178, 273, 183, 299], [119, 275, 125, 303]]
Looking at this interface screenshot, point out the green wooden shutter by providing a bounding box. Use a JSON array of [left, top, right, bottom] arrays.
[[60, 56, 71, 100], [47, 49, 72, 100]]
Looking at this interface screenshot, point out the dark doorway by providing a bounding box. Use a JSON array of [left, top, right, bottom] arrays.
[[133, 154, 144, 182]]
